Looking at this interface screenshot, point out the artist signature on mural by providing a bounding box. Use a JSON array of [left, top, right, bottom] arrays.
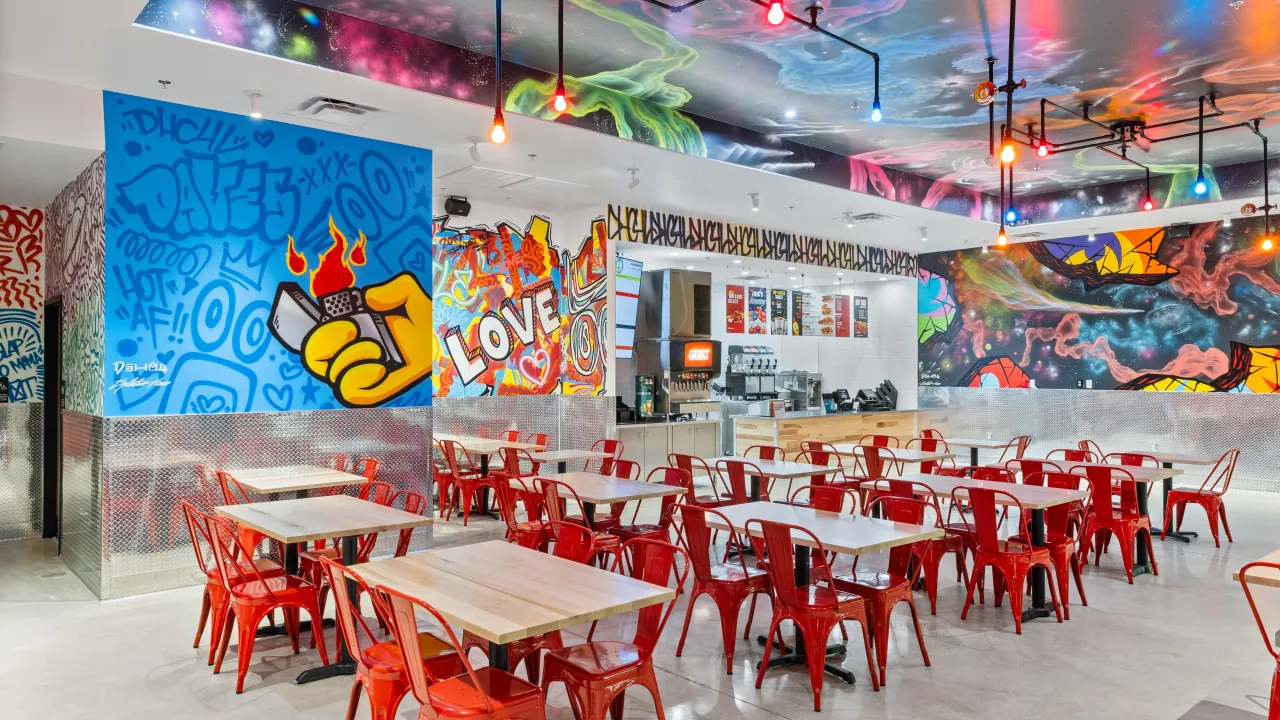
[[110, 360, 172, 392]]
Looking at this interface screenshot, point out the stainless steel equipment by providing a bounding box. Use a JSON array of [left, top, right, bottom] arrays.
[[777, 370, 823, 410], [635, 269, 722, 416], [725, 345, 778, 400]]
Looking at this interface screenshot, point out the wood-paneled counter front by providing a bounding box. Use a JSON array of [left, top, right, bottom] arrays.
[[733, 410, 916, 455]]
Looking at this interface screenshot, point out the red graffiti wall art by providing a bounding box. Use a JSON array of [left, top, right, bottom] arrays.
[[0, 205, 45, 402]]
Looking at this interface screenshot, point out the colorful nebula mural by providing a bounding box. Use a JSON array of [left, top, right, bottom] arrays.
[[919, 215, 1280, 393], [432, 214, 607, 397]]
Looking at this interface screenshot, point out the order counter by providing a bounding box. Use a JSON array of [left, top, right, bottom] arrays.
[[733, 409, 916, 455]]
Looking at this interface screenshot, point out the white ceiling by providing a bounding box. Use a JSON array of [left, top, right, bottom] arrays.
[[0, 136, 101, 208], [0, 0, 1270, 252]]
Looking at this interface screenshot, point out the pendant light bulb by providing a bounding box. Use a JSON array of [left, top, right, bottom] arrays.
[[553, 80, 568, 113], [1000, 143, 1016, 164], [1036, 143, 1049, 158], [766, 1, 785, 26], [1143, 196, 1155, 212], [1263, 237, 1275, 252], [1005, 207, 1018, 224], [1193, 173, 1208, 196], [490, 108, 507, 144], [870, 98, 882, 123], [997, 227, 1008, 246]]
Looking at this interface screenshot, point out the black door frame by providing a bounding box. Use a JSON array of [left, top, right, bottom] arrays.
[[42, 297, 62, 545]]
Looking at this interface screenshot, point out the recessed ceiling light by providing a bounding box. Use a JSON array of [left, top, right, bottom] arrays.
[[669, 251, 680, 256], [741, 270, 749, 275], [787, 266, 796, 271], [685, 265, 694, 269], [792, 284, 799, 288], [748, 280, 756, 284], [732, 259, 741, 264], [880, 277, 888, 282], [837, 272, 844, 277], [789, 276, 797, 280]]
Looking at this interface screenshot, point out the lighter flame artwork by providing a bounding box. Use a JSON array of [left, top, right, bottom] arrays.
[[269, 216, 432, 407], [919, 215, 1280, 393], [432, 214, 608, 397]]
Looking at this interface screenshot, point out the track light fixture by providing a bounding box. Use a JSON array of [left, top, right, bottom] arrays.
[[245, 90, 263, 120], [919, 226, 928, 243], [749, 192, 760, 211], [553, 0, 568, 113], [845, 213, 854, 228], [627, 167, 640, 190], [468, 137, 482, 162], [1224, 213, 1233, 228], [1087, 230, 1096, 243], [490, 0, 507, 144]]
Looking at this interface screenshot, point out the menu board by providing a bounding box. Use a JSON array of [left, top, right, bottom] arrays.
[[747, 287, 768, 334], [770, 289, 788, 334], [854, 296, 869, 337], [615, 256, 643, 358], [834, 295, 850, 338], [791, 290, 804, 335], [726, 284, 745, 334]]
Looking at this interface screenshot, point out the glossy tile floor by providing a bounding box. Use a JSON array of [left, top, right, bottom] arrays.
[[4, 489, 1280, 719]]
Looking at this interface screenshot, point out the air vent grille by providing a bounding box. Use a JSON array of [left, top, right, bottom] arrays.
[[836, 211, 900, 224], [438, 165, 588, 195], [1014, 231, 1049, 239], [285, 97, 380, 127]]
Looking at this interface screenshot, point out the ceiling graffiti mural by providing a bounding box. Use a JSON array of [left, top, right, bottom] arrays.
[[918, 214, 1280, 393]]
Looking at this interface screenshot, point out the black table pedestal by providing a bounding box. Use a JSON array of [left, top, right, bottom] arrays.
[[296, 535, 359, 683], [1157, 462, 1198, 543], [754, 545, 853, 685], [1021, 508, 1055, 622]]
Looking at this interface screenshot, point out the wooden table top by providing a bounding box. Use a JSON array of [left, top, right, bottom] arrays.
[[1117, 450, 1220, 466], [531, 449, 614, 463], [215, 495, 432, 544], [356, 541, 675, 645], [1014, 459, 1182, 482], [943, 437, 1014, 449], [831, 444, 955, 463], [1235, 550, 1280, 588], [538, 472, 689, 505], [705, 501, 943, 556], [435, 433, 544, 453], [226, 465, 367, 494], [704, 457, 843, 479], [886, 473, 1088, 510]]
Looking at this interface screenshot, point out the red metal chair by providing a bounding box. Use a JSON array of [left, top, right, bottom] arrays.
[[1164, 449, 1240, 547], [589, 439, 624, 473], [858, 434, 899, 448], [1019, 472, 1088, 619], [996, 435, 1032, 463], [497, 429, 521, 443], [669, 453, 732, 508], [610, 467, 691, 545], [319, 557, 462, 720], [779, 450, 843, 505], [489, 472, 547, 549], [439, 439, 490, 526], [523, 432, 551, 448], [1047, 448, 1095, 463], [1239, 561, 1280, 720], [352, 457, 383, 482], [1075, 465, 1157, 584], [955, 486, 1064, 634], [672, 503, 774, 675], [715, 458, 765, 504], [381, 586, 547, 720], [461, 521, 596, 684], [391, 490, 432, 558], [906, 437, 956, 474], [751, 519, 879, 709], [832, 491, 936, 686], [920, 429, 945, 440], [214, 470, 270, 551], [206, 511, 329, 692], [499, 446, 543, 478], [537, 477, 621, 569], [181, 503, 283, 666], [541, 538, 687, 720], [869, 478, 969, 616], [1076, 439, 1105, 462], [1007, 458, 1063, 485], [851, 446, 899, 512], [743, 444, 786, 462]]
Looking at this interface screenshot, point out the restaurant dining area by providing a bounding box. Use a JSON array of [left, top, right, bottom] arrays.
[[5, 1, 1280, 719]]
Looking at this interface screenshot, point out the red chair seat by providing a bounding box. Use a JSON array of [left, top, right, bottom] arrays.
[[834, 569, 907, 592], [232, 574, 321, 601], [425, 666, 543, 717], [300, 547, 341, 564], [362, 631, 462, 677], [707, 563, 767, 583], [205, 557, 282, 581], [798, 585, 862, 611], [545, 640, 646, 675], [609, 523, 666, 544]]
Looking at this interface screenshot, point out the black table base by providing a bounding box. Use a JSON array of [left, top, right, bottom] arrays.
[[1131, 482, 1156, 578], [489, 642, 510, 672], [1157, 462, 1198, 543], [296, 535, 360, 684], [754, 545, 855, 685]]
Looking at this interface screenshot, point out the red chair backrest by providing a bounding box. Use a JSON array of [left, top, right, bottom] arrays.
[[1047, 448, 1093, 462], [745, 520, 836, 611], [545, 521, 597, 563], [1037, 471, 1084, 535], [861, 445, 897, 480], [500, 447, 541, 477], [319, 557, 387, 670], [867, 493, 939, 577], [1240, 561, 1280, 662], [439, 440, 473, 479], [611, 538, 688, 654], [205, 510, 276, 601], [1076, 440, 1105, 461], [997, 435, 1032, 462], [790, 484, 858, 513], [1200, 449, 1241, 494], [796, 450, 839, 487], [592, 438, 624, 458], [214, 470, 253, 505], [380, 587, 494, 714], [488, 471, 524, 534], [954, 486, 1025, 553], [535, 477, 586, 522], [860, 434, 899, 448], [744, 445, 785, 462], [715, 459, 760, 503], [524, 432, 551, 448], [392, 489, 430, 557], [180, 502, 215, 577], [611, 458, 641, 482], [328, 453, 351, 472], [1073, 465, 1138, 520], [920, 429, 944, 440], [907, 437, 952, 473], [1104, 452, 1158, 468], [970, 465, 1014, 483], [498, 429, 521, 443], [673, 503, 751, 583], [352, 457, 382, 481], [1011, 459, 1062, 485], [358, 480, 396, 506], [645, 467, 692, 530], [799, 440, 837, 455]]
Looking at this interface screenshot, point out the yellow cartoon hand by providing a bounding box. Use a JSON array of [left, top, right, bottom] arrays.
[[302, 272, 433, 407]]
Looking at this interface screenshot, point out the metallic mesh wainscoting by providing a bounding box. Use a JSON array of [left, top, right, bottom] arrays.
[[0, 403, 43, 541], [431, 395, 616, 452], [919, 387, 1280, 492], [61, 412, 104, 597], [95, 407, 432, 599]]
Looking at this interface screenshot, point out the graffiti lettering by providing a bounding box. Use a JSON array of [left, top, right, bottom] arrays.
[[120, 104, 250, 154]]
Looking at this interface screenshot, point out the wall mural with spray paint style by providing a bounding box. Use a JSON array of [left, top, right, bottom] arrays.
[[918, 215, 1280, 393], [103, 92, 432, 416], [0, 205, 45, 402], [606, 204, 917, 277], [45, 155, 106, 415], [433, 214, 608, 397]]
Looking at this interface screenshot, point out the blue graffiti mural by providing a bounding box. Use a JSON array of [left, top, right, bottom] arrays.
[[103, 92, 433, 415]]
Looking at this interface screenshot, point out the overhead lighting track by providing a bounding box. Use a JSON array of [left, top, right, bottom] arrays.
[[637, 0, 881, 122], [985, 0, 1274, 248]]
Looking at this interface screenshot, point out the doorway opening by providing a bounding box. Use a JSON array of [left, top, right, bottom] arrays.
[[42, 298, 62, 548]]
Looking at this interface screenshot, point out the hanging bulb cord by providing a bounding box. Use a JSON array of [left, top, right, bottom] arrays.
[[557, 0, 563, 84], [1252, 120, 1274, 236], [495, 0, 503, 109]]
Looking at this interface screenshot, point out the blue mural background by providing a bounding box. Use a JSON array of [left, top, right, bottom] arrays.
[[103, 92, 433, 416]]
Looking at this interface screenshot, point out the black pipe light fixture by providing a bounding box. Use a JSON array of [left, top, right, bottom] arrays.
[[489, 0, 507, 144], [638, 0, 881, 122], [553, 0, 568, 113], [986, 0, 1274, 250]]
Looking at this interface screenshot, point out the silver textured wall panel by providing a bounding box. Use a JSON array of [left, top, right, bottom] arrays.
[[919, 387, 1280, 492], [431, 395, 616, 451], [61, 411, 104, 597], [0, 403, 43, 541], [96, 407, 432, 599]]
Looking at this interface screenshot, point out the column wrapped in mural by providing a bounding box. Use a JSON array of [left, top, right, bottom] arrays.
[[0, 204, 45, 402], [918, 218, 1280, 393], [102, 93, 432, 415], [432, 214, 608, 396]]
